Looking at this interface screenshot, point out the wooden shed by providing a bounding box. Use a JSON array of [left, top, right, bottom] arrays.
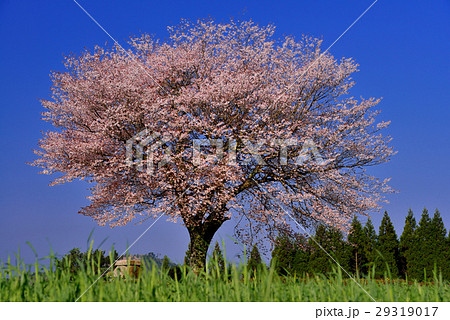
[[113, 258, 142, 278]]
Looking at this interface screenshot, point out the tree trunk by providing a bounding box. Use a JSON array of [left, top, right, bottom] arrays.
[[184, 218, 226, 273]]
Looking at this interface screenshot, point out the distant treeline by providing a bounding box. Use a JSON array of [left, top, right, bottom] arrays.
[[270, 208, 450, 280]]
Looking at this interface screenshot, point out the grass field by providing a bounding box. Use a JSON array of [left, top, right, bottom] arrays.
[[1, 253, 449, 302]]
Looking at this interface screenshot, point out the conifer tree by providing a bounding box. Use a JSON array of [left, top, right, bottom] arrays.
[[211, 241, 225, 274], [308, 225, 350, 274], [293, 238, 311, 276], [248, 244, 263, 275], [376, 211, 400, 278], [410, 208, 432, 280], [429, 209, 447, 279], [271, 233, 297, 275], [162, 255, 170, 271], [330, 227, 352, 273], [308, 224, 330, 274], [348, 216, 368, 275], [399, 209, 416, 278], [362, 218, 378, 274]]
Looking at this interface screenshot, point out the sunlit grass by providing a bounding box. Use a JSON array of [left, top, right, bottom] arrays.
[[1, 248, 449, 302]]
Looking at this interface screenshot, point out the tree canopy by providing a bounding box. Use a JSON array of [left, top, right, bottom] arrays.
[[33, 19, 393, 270]]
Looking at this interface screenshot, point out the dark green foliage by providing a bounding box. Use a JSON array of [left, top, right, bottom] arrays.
[[159, 255, 183, 280], [162, 255, 170, 271], [293, 242, 311, 276], [362, 218, 378, 272], [247, 244, 263, 276], [399, 209, 416, 278], [271, 232, 310, 276], [55, 248, 118, 276], [271, 233, 297, 276], [429, 209, 447, 278], [210, 241, 225, 275], [348, 216, 368, 275], [139, 252, 172, 269], [399, 208, 448, 281], [308, 225, 351, 275], [410, 208, 432, 280], [268, 209, 449, 281], [308, 225, 329, 274], [168, 265, 183, 281], [376, 211, 400, 278]]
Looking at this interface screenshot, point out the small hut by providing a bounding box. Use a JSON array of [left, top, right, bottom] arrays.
[[113, 257, 142, 278]]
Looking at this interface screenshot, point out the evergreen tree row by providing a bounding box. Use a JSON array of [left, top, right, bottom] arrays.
[[271, 208, 450, 281]]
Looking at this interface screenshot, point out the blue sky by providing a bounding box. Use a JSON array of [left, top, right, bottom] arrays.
[[0, 0, 449, 264]]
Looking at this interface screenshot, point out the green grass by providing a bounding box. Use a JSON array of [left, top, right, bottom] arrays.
[[1, 252, 449, 302]]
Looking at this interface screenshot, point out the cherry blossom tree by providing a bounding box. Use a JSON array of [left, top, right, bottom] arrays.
[[33, 19, 394, 271]]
